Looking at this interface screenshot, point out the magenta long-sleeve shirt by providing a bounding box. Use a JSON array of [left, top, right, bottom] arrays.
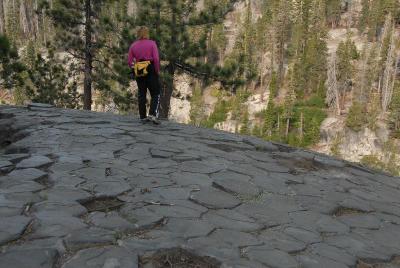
[[128, 39, 160, 74]]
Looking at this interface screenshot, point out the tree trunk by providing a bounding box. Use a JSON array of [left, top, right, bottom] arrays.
[[0, 0, 5, 34], [19, 0, 32, 38], [277, 113, 280, 132], [34, 0, 40, 40], [159, 63, 175, 119], [285, 118, 290, 137], [159, 5, 177, 119], [299, 112, 304, 141], [83, 0, 93, 110]]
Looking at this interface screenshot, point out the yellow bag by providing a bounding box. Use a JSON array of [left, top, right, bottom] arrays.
[[133, 61, 151, 77]]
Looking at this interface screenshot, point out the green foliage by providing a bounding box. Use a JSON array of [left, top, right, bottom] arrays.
[[239, 108, 250, 135], [251, 124, 263, 138], [25, 48, 80, 108], [361, 150, 400, 177], [361, 155, 387, 172], [189, 86, 207, 126], [0, 35, 25, 90], [289, 106, 327, 147], [390, 81, 400, 138], [269, 71, 279, 98], [359, 0, 400, 39], [262, 95, 277, 138], [346, 101, 368, 132], [202, 97, 229, 128], [326, 0, 342, 27], [296, 94, 326, 108], [330, 133, 342, 157]]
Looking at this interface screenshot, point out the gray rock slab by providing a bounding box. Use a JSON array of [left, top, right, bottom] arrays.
[[252, 175, 290, 195], [316, 216, 350, 234], [212, 171, 260, 196], [151, 187, 191, 200], [202, 209, 263, 232], [0, 160, 13, 171], [123, 235, 185, 255], [324, 234, 392, 261], [6, 168, 47, 182], [132, 158, 178, 170], [283, 227, 322, 244], [62, 246, 138, 268], [89, 212, 137, 231], [82, 180, 131, 197], [0, 195, 25, 217], [127, 176, 174, 189], [150, 148, 177, 158], [172, 153, 201, 162], [252, 161, 290, 173], [64, 228, 115, 251], [0, 181, 45, 194], [189, 188, 241, 209], [296, 254, 349, 268], [185, 236, 241, 261], [16, 155, 53, 169], [242, 137, 279, 152], [28, 103, 55, 109], [180, 160, 226, 174], [246, 248, 299, 268], [337, 214, 381, 229], [310, 243, 357, 266], [0, 153, 29, 163], [3, 105, 400, 267], [209, 229, 261, 247], [235, 203, 290, 227], [0, 248, 58, 268], [258, 230, 307, 253], [0, 216, 31, 245], [39, 186, 91, 203], [119, 206, 165, 229], [141, 203, 204, 219], [170, 172, 212, 187], [32, 201, 87, 217], [163, 218, 214, 238], [31, 211, 87, 239]]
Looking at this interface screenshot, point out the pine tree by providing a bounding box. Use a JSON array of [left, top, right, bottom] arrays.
[[25, 48, 80, 108], [0, 34, 24, 90], [326, 0, 342, 28], [136, 0, 237, 118], [283, 66, 297, 137], [389, 81, 400, 138], [263, 93, 276, 138], [42, 0, 113, 110], [240, 108, 250, 135], [189, 86, 206, 126]]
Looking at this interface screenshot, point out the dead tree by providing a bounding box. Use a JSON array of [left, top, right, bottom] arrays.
[[326, 53, 341, 115], [382, 27, 397, 113]]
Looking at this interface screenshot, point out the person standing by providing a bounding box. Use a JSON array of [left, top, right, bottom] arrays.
[[128, 26, 161, 124]]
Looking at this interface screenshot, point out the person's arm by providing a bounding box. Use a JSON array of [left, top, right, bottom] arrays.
[[152, 41, 160, 74], [127, 45, 135, 68]]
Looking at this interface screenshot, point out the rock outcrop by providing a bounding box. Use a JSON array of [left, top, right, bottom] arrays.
[[0, 104, 400, 268]]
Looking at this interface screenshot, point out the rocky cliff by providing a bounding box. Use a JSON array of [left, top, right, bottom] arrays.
[[0, 104, 399, 268]]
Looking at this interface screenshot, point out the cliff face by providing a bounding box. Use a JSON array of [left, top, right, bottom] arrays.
[[0, 104, 400, 268], [169, 0, 400, 173]]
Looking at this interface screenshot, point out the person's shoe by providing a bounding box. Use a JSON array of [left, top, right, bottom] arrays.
[[148, 115, 161, 125], [140, 117, 150, 124]]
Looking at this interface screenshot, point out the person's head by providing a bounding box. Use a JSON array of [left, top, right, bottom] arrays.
[[137, 26, 149, 40]]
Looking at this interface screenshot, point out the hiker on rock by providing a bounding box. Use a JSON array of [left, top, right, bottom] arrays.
[[128, 26, 161, 125]]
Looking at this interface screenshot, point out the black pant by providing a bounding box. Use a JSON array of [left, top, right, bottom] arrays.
[[135, 63, 161, 119]]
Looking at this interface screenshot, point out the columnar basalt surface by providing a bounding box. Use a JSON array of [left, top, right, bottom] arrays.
[[0, 105, 400, 268]]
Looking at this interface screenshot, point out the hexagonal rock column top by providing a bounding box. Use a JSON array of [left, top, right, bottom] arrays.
[[189, 188, 241, 209]]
